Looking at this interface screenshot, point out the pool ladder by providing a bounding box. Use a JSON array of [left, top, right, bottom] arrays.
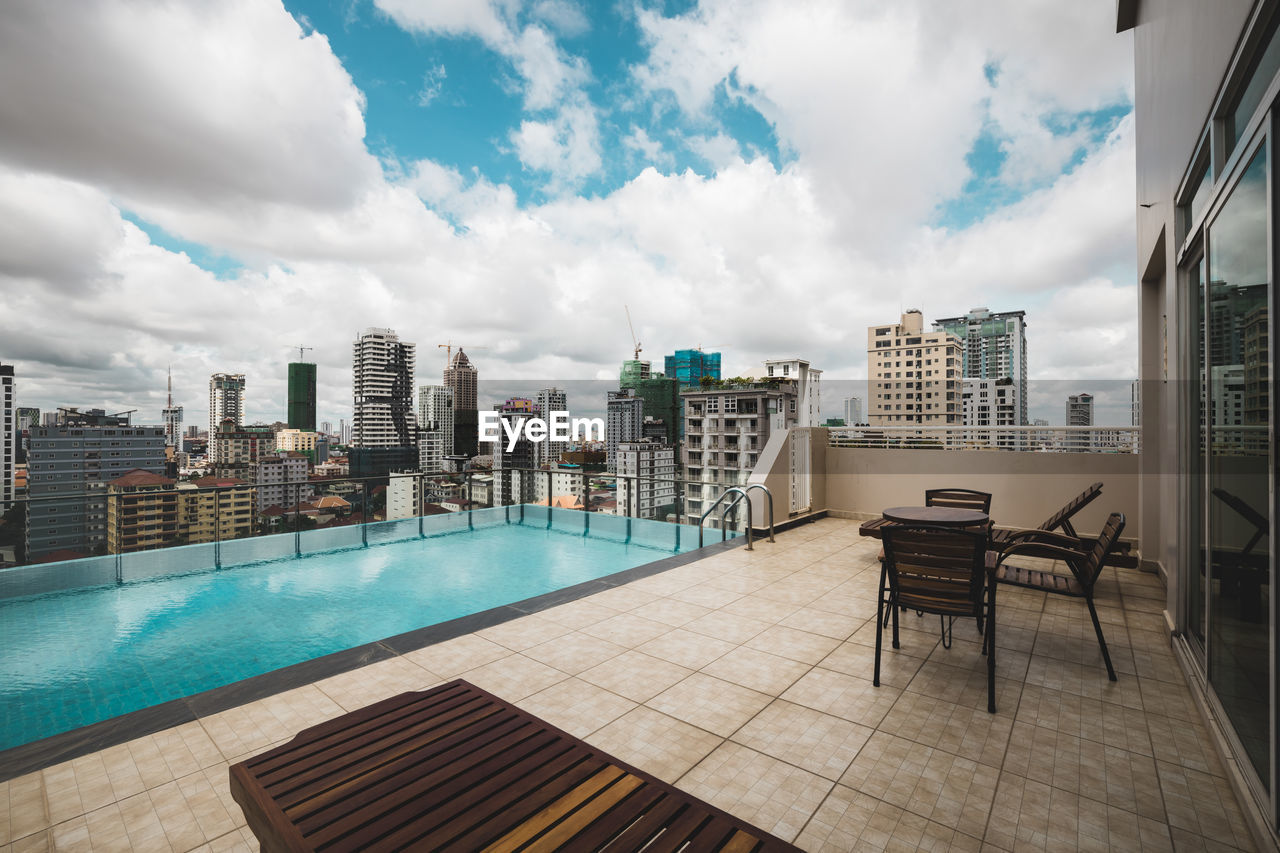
[[697, 484, 774, 551]]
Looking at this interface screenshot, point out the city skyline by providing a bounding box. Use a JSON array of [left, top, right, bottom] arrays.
[[0, 2, 1136, 427]]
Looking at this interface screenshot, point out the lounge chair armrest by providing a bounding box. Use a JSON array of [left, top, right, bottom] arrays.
[[995, 540, 1087, 572], [1000, 528, 1082, 549]]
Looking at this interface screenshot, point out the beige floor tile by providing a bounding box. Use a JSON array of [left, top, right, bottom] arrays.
[[401, 633, 511, 678], [744, 624, 842, 664], [579, 611, 672, 647], [700, 646, 811, 695], [585, 585, 659, 612], [1156, 760, 1255, 850], [537, 597, 619, 630], [667, 582, 744, 609], [646, 672, 772, 738], [847, 616, 940, 658], [720, 593, 801, 623], [1146, 713, 1225, 777], [778, 606, 864, 640], [520, 630, 627, 675], [628, 597, 712, 628], [5, 831, 53, 853], [578, 649, 693, 703], [677, 741, 833, 843], [904, 659, 1024, 719], [731, 699, 872, 780], [514, 677, 637, 739], [1024, 654, 1144, 710], [818, 638, 925, 688], [476, 612, 574, 651], [313, 656, 440, 711], [879, 691, 1014, 768], [584, 706, 723, 784], [682, 610, 771, 645], [635, 627, 737, 670], [780, 666, 900, 728], [457, 653, 566, 702], [839, 731, 999, 840], [1016, 684, 1154, 756], [795, 783, 981, 853]]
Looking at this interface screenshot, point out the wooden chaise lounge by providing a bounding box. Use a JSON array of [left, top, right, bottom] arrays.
[[230, 679, 800, 852]]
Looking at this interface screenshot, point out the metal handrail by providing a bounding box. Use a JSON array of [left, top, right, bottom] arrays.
[[698, 486, 753, 551], [745, 483, 775, 543]]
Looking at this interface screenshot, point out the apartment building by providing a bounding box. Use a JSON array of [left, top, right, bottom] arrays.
[[162, 369, 182, 450], [1, 364, 12, 512], [25, 417, 166, 558], [208, 374, 245, 440], [934, 307, 1029, 425], [444, 349, 478, 457], [533, 387, 568, 466], [616, 441, 676, 519], [680, 379, 794, 526], [763, 358, 822, 427], [105, 469, 178, 554], [961, 378, 1022, 448], [352, 328, 417, 448], [417, 384, 453, 473], [867, 310, 962, 425], [275, 428, 325, 463], [255, 451, 313, 513], [178, 476, 255, 543], [606, 390, 644, 471], [210, 421, 274, 481], [287, 361, 317, 431]]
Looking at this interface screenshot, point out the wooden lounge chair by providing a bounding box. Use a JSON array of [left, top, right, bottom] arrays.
[[231, 679, 801, 852], [876, 525, 997, 713], [989, 481, 1102, 551], [993, 512, 1126, 681]]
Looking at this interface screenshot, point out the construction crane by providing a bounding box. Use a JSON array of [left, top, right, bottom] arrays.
[[437, 341, 489, 361], [625, 306, 642, 360], [292, 345, 313, 362]]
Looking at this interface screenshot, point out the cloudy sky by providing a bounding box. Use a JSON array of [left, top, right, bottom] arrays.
[[0, 0, 1136, 430]]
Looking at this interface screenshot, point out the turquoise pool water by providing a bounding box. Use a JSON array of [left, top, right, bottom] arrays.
[[0, 506, 704, 751]]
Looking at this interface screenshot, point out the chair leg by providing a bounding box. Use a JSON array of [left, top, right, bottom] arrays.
[[891, 590, 901, 650], [1085, 595, 1117, 681], [986, 582, 997, 713], [874, 587, 884, 687]]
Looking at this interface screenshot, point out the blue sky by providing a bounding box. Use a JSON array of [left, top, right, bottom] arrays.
[[0, 0, 1138, 426]]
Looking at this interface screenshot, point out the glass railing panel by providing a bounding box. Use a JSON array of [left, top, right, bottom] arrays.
[[0, 554, 119, 600], [219, 531, 296, 567], [364, 518, 422, 546], [300, 525, 363, 555], [120, 542, 217, 583]]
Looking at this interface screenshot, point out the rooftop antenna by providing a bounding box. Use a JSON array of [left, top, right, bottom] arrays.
[[625, 305, 642, 360], [166, 365, 173, 407]]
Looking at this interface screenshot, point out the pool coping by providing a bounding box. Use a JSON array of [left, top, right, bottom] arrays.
[[0, 534, 746, 783]]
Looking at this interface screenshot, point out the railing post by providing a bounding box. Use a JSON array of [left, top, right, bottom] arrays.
[[582, 471, 590, 534], [467, 471, 473, 529], [294, 481, 301, 557], [361, 480, 368, 546], [214, 488, 221, 568], [546, 469, 552, 509], [419, 473, 425, 538]]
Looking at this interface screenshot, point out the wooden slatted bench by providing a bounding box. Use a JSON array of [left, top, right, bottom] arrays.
[[230, 679, 801, 852]]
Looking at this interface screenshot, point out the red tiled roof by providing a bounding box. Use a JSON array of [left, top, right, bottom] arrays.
[[31, 549, 90, 564], [108, 469, 174, 488]]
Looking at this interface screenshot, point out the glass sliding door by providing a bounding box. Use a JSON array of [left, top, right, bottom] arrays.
[[1204, 142, 1272, 789]]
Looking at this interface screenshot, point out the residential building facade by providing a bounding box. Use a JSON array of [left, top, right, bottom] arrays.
[[843, 396, 862, 427], [533, 387, 568, 466], [179, 476, 255, 543], [25, 420, 166, 558], [1, 364, 12, 512], [867, 310, 962, 425], [255, 452, 313, 513], [616, 441, 676, 519], [162, 368, 182, 450], [417, 384, 453, 472], [352, 328, 417, 448], [664, 349, 721, 385], [933, 307, 1029, 425], [208, 374, 245, 441], [210, 421, 274, 481], [763, 358, 822, 427], [606, 390, 644, 472], [105, 470, 178, 554], [961, 378, 1022, 448]]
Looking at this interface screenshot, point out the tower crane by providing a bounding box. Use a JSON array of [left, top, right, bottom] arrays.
[[292, 345, 313, 362], [438, 341, 489, 361], [625, 306, 642, 360]]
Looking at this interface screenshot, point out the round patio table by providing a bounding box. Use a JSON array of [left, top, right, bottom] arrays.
[[882, 506, 989, 527]]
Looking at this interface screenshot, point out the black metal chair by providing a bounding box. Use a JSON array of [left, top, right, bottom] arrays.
[[876, 524, 997, 713]]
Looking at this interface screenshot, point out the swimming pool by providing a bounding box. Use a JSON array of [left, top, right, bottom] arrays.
[[0, 506, 712, 752]]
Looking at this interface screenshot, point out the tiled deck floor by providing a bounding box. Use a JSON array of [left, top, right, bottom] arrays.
[[0, 518, 1256, 852]]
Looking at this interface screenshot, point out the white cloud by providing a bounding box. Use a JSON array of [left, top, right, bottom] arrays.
[[510, 103, 602, 187], [0, 0, 379, 212], [417, 63, 448, 106]]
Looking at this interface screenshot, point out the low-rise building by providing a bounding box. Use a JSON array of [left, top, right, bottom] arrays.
[[255, 451, 313, 513], [180, 476, 255, 543], [105, 469, 178, 554], [616, 442, 676, 519]]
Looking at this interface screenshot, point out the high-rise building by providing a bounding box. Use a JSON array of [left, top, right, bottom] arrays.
[[867, 310, 962, 425], [933, 308, 1028, 425], [534, 387, 567, 466], [320, 420, 332, 437], [843, 396, 862, 426], [444, 349, 479, 458], [679, 372, 799, 527], [352, 328, 417, 448], [1066, 393, 1094, 426], [210, 420, 274, 481], [287, 362, 317, 431], [417, 385, 453, 473], [0, 364, 13, 512], [763, 359, 822, 427], [616, 441, 676, 519], [619, 361, 680, 445], [26, 417, 166, 558], [491, 400, 536, 504], [664, 350, 721, 386], [162, 367, 183, 449], [16, 407, 38, 431], [255, 452, 313, 513], [606, 390, 644, 472], [1130, 379, 1141, 427], [208, 374, 246, 439], [961, 378, 1021, 448]]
